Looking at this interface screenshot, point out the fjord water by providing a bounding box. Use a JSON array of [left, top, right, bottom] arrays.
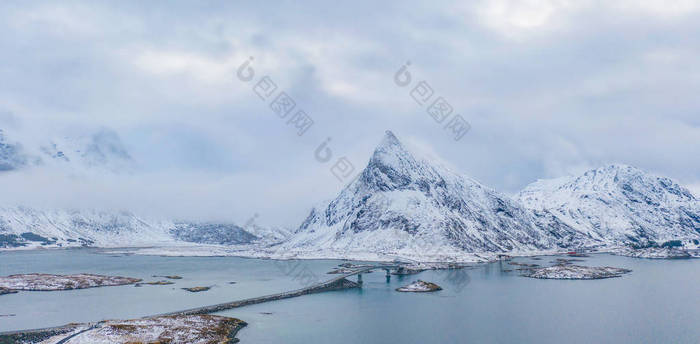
[[1, 250, 699, 343]]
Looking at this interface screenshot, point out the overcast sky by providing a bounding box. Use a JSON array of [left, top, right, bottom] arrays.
[[1, 1, 699, 226]]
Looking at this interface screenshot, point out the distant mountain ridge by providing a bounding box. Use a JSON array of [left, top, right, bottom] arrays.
[[516, 164, 700, 247], [0, 206, 263, 249]]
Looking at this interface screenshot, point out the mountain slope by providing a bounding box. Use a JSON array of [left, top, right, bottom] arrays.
[[0, 207, 173, 248], [516, 164, 700, 247], [278, 131, 588, 261], [0, 206, 261, 249]]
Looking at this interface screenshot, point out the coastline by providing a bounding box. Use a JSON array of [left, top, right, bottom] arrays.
[[0, 244, 598, 263]]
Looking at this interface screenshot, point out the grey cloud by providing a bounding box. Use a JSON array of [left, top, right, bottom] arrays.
[[0, 1, 698, 226]]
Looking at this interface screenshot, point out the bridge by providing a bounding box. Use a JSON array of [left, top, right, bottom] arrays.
[[0, 263, 408, 342], [159, 264, 403, 316]]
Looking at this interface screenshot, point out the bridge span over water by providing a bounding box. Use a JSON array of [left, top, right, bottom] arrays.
[[0, 264, 408, 341], [161, 264, 404, 316]]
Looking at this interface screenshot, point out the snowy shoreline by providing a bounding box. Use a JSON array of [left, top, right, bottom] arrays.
[[2, 243, 698, 264]]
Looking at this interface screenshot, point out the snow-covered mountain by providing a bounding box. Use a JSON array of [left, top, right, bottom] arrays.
[[517, 164, 700, 247], [0, 206, 174, 248], [0, 206, 262, 249], [275, 131, 589, 261]]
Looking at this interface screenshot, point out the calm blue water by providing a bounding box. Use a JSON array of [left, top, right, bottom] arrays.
[[1, 249, 699, 344]]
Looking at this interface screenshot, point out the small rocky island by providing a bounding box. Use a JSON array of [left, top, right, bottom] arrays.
[[183, 286, 211, 293], [6, 315, 246, 344], [396, 280, 442, 292], [0, 287, 18, 295], [153, 275, 183, 279], [135, 280, 174, 287], [0, 273, 141, 291], [522, 265, 632, 280]]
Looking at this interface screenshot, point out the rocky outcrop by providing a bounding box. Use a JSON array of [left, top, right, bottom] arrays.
[[396, 280, 442, 292]]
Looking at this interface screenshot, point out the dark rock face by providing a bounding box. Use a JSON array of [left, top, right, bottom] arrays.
[[171, 223, 259, 245]]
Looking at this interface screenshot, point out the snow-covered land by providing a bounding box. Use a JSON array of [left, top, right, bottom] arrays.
[[522, 265, 632, 280], [0, 273, 141, 291], [615, 246, 698, 259], [396, 280, 442, 292], [31, 315, 246, 344]]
